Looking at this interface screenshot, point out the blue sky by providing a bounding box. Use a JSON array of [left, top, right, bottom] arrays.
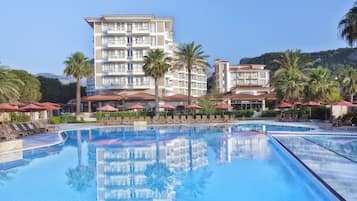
[[0, 0, 354, 75]]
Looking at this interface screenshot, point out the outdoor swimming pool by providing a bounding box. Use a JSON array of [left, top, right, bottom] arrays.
[[0, 124, 340, 201]]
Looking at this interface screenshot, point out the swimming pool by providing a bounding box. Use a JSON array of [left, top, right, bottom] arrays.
[[0, 125, 337, 201]]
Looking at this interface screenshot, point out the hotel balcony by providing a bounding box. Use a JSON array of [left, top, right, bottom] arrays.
[[106, 29, 127, 35], [107, 56, 127, 62], [132, 29, 150, 35], [132, 42, 151, 48], [106, 42, 127, 49]]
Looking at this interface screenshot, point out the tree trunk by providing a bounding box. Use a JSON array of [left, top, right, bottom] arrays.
[[351, 94, 354, 103], [155, 78, 159, 116], [188, 65, 192, 105], [76, 78, 81, 120]]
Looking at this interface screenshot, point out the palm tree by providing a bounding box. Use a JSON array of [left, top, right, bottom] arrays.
[[338, 67, 357, 102], [64, 52, 93, 119], [143, 49, 171, 115], [305, 67, 337, 102], [175, 42, 209, 104], [272, 50, 311, 102], [0, 67, 23, 103], [339, 2, 357, 46]]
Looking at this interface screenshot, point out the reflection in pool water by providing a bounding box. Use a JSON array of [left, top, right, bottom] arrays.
[[0, 125, 332, 201]]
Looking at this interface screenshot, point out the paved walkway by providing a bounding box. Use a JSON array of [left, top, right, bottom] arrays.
[[275, 136, 357, 201]]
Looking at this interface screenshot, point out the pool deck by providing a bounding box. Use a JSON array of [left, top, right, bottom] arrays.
[[273, 135, 357, 201]]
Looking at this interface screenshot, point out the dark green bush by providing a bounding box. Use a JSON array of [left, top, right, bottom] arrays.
[[310, 106, 329, 120], [234, 110, 254, 118], [261, 110, 280, 117], [96, 111, 147, 121], [48, 116, 62, 124], [341, 112, 357, 125], [10, 113, 31, 123]]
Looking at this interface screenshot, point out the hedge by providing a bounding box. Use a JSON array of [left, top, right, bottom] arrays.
[[261, 110, 280, 117]]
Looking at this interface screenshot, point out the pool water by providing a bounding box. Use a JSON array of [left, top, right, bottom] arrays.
[[0, 125, 333, 201]]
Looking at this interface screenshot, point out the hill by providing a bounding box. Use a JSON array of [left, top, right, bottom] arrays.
[[240, 48, 357, 74]]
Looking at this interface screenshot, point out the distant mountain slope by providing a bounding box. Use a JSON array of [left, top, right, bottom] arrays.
[[240, 48, 357, 74]]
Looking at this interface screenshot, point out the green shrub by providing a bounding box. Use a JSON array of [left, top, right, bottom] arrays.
[[234, 110, 254, 118], [10, 113, 31, 123], [342, 112, 357, 125], [261, 110, 280, 117], [310, 106, 329, 120], [96, 111, 147, 121], [48, 116, 62, 124]]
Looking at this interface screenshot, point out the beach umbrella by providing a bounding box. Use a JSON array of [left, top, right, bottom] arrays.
[[0, 103, 20, 112], [160, 104, 175, 111], [303, 101, 321, 107], [128, 104, 145, 110], [186, 104, 203, 110], [216, 103, 231, 110], [20, 104, 47, 112], [39, 103, 62, 111], [278, 102, 292, 109], [294, 101, 303, 106], [97, 105, 118, 112], [333, 101, 353, 106]]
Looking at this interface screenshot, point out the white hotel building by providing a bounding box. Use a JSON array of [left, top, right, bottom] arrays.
[[85, 15, 207, 97]]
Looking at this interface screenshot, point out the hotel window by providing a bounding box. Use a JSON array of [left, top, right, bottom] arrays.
[[127, 36, 133, 44], [128, 49, 133, 57], [127, 63, 133, 71], [260, 72, 266, 78]]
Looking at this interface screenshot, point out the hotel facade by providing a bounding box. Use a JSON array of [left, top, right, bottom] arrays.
[[214, 59, 276, 111], [85, 15, 207, 97]]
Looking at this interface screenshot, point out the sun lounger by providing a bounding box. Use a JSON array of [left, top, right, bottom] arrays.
[[33, 121, 58, 132], [0, 127, 17, 141], [9, 124, 29, 137]]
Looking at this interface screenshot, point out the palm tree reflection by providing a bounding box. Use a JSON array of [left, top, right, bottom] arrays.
[[66, 130, 94, 194]]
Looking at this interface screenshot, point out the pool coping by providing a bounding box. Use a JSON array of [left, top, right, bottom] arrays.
[[270, 135, 344, 201], [0, 132, 67, 156]]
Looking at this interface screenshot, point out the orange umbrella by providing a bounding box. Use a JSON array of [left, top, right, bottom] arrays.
[[0, 103, 20, 112], [302, 101, 321, 107], [186, 104, 203, 110], [20, 104, 47, 112], [160, 104, 175, 110], [278, 102, 292, 108], [294, 101, 303, 106], [97, 105, 118, 112], [38, 103, 62, 111], [333, 101, 353, 106], [216, 103, 231, 110], [128, 104, 145, 110]]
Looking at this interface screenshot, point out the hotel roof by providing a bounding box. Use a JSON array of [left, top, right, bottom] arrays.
[[85, 14, 173, 27]]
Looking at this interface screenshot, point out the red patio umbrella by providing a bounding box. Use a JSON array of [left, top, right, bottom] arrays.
[[186, 104, 203, 110], [333, 101, 353, 106], [278, 102, 293, 108], [216, 103, 232, 110], [128, 104, 145, 110], [294, 101, 303, 106], [303, 101, 321, 107], [160, 104, 175, 110], [97, 105, 118, 112], [20, 104, 47, 112], [0, 103, 20, 112], [38, 103, 62, 111]]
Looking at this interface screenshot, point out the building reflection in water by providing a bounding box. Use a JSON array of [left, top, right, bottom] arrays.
[[218, 128, 269, 163], [95, 133, 208, 201]]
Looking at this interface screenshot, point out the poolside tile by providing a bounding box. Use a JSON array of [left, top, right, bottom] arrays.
[[275, 136, 357, 201]]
